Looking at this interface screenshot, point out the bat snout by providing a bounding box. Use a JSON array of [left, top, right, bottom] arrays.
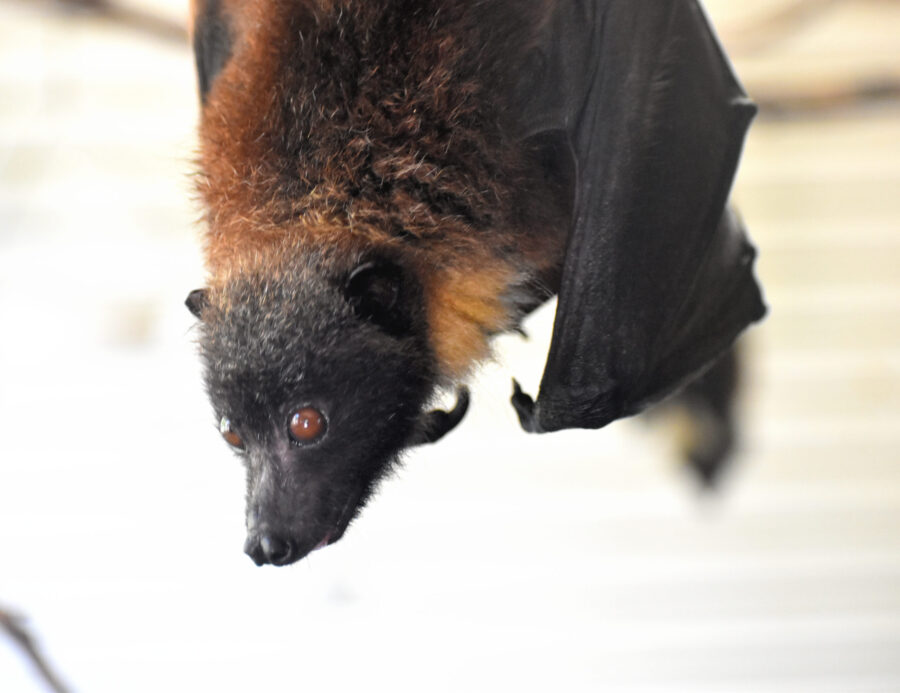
[[244, 475, 343, 566]]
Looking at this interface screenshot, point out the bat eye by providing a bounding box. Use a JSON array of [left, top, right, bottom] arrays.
[[219, 416, 244, 450], [288, 407, 326, 444]]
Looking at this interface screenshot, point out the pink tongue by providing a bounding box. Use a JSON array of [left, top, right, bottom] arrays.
[[313, 533, 332, 551]]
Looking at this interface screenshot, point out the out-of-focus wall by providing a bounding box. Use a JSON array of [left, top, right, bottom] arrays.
[[1, 2, 899, 692]]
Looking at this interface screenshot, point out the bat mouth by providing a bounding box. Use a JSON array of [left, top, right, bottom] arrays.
[[317, 487, 363, 550]]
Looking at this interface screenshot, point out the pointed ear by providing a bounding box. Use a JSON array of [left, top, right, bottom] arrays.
[[185, 288, 209, 320], [192, 0, 233, 102], [343, 261, 410, 336]]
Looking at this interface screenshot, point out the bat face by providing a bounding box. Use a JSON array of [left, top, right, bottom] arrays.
[[190, 254, 436, 565]]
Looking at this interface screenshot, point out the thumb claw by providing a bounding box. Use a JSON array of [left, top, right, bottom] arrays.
[[408, 386, 470, 446], [510, 379, 541, 433]]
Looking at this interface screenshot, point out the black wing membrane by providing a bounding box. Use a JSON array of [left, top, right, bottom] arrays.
[[511, 0, 766, 432]]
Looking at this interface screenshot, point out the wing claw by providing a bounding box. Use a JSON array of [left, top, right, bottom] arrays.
[[511, 379, 542, 433]]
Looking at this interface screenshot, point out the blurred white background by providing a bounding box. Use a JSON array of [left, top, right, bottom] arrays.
[[1, 0, 899, 691]]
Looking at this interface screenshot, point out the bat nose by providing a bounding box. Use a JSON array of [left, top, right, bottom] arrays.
[[260, 534, 295, 565], [244, 531, 297, 566]]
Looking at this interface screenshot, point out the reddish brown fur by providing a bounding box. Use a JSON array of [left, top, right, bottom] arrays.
[[192, 0, 566, 380]]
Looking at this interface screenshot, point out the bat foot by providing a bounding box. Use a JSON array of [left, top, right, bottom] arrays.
[[683, 409, 735, 489], [409, 387, 470, 446], [511, 379, 542, 433], [677, 348, 740, 488]]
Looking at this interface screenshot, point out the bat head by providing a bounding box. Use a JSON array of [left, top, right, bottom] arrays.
[[187, 252, 436, 565]]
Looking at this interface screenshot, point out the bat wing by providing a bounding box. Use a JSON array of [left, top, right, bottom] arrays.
[[509, 0, 766, 432]]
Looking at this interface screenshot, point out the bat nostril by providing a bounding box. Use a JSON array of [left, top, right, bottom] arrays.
[[259, 533, 295, 566]]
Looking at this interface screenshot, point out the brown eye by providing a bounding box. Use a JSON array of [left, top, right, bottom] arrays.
[[289, 407, 326, 443], [219, 416, 244, 450]]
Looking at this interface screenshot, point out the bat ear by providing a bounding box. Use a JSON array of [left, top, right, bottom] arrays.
[[343, 260, 410, 336], [185, 288, 209, 320], [192, 0, 233, 102]]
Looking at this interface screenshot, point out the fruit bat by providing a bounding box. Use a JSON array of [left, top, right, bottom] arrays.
[[186, 0, 766, 566]]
